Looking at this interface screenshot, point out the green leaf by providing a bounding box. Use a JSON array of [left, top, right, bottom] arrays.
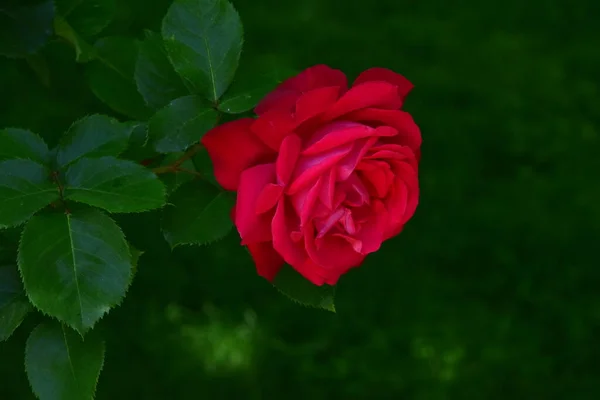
[[53, 16, 96, 63], [56, 114, 134, 168], [0, 159, 59, 228], [218, 64, 298, 114], [158, 153, 196, 193], [86, 36, 153, 120], [129, 243, 143, 277], [55, 0, 116, 37], [18, 209, 132, 334], [0, 265, 32, 341], [64, 156, 166, 213], [148, 95, 219, 153], [0, 1, 55, 58], [135, 31, 189, 110], [192, 147, 220, 188], [119, 122, 158, 163], [0, 128, 50, 164], [25, 322, 105, 400], [162, 0, 244, 102], [273, 265, 336, 312], [161, 180, 234, 248]]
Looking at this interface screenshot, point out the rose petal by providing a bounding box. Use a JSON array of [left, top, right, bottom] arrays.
[[302, 122, 395, 156], [202, 119, 275, 190], [272, 199, 309, 269], [290, 177, 323, 227], [318, 168, 336, 209], [253, 89, 299, 115], [255, 65, 348, 115], [255, 183, 283, 214], [276, 134, 302, 185], [322, 82, 403, 121], [356, 160, 392, 198], [295, 86, 341, 123], [336, 137, 377, 180], [251, 110, 297, 151], [303, 223, 364, 283], [236, 163, 277, 245], [353, 67, 414, 101], [287, 141, 353, 195], [247, 241, 284, 281], [345, 108, 422, 153]]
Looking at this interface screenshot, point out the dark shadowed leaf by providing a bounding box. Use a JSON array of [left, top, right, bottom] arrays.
[[0, 128, 50, 164], [148, 95, 219, 153], [0, 159, 59, 228], [158, 153, 197, 193], [52, 16, 96, 63], [0, 1, 55, 58], [55, 114, 134, 168], [0, 265, 32, 341], [26, 322, 105, 400], [55, 0, 116, 37], [162, 0, 244, 102], [18, 209, 132, 334], [135, 31, 189, 110], [64, 156, 166, 213], [218, 64, 299, 113], [273, 265, 336, 312], [129, 243, 143, 277], [161, 180, 234, 248], [86, 37, 153, 120]]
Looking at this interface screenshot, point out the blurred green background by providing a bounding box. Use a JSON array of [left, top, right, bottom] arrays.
[[1, 0, 599, 398]]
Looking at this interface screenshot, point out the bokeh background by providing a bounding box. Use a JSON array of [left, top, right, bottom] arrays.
[[2, 0, 600, 398]]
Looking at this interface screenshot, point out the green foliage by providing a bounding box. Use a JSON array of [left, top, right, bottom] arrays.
[[56, 114, 134, 168], [0, 159, 59, 228], [218, 67, 296, 114], [26, 322, 105, 400], [162, 0, 244, 102], [148, 95, 219, 153], [64, 157, 166, 213], [0, 1, 55, 58], [0, 0, 399, 398], [135, 31, 189, 110], [18, 209, 132, 335], [273, 265, 336, 312], [161, 180, 235, 248], [0, 128, 50, 163], [0, 265, 32, 341], [86, 37, 153, 120], [55, 0, 116, 38]]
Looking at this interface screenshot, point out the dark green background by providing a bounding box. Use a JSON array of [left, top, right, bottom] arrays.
[[1, 0, 599, 398]]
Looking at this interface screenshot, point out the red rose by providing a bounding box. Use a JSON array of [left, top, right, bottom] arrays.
[[202, 65, 421, 286]]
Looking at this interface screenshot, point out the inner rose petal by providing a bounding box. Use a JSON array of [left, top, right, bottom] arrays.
[[338, 174, 370, 207], [287, 141, 353, 194], [290, 176, 323, 227], [303, 222, 364, 273]]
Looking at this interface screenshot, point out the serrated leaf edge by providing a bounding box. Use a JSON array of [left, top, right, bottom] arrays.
[[17, 210, 137, 336]]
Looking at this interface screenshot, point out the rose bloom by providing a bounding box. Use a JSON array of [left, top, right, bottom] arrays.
[[202, 65, 421, 286]]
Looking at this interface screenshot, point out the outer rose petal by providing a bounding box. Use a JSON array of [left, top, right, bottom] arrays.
[[353, 67, 414, 101], [255, 65, 348, 115], [247, 241, 284, 281], [345, 108, 422, 153], [322, 81, 403, 121], [202, 119, 275, 190], [250, 110, 297, 151], [236, 163, 277, 245]]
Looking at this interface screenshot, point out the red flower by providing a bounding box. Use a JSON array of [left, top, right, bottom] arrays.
[[202, 65, 421, 286]]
